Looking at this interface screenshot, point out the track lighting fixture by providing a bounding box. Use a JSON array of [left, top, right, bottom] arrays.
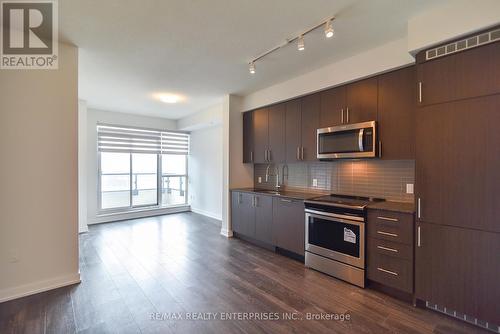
[[248, 16, 335, 75], [249, 62, 255, 74], [297, 35, 305, 51], [325, 20, 334, 38]]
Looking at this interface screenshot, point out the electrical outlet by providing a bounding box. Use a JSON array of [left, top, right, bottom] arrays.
[[258, 177, 262, 183], [312, 179, 318, 187], [406, 183, 414, 194]]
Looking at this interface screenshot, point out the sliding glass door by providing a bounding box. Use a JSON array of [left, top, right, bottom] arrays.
[[97, 124, 189, 213]]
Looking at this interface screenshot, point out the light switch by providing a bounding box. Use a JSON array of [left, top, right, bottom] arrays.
[[258, 177, 262, 183], [312, 179, 318, 187], [406, 183, 414, 194]]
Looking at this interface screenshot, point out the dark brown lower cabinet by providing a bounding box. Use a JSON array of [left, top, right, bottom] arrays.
[[254, 195, 273, 244], [231, 192, 255, 238], [272, 198, 305, 256], [415, 222, 500, 324], [366, 209, 414, 293]]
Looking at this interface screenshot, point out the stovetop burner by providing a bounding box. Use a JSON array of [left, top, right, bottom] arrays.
[[306, 193, 385, 209]]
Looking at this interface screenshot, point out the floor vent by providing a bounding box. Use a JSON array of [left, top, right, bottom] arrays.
[[426, 27, 500, 61], [425, 301, 500, 333]]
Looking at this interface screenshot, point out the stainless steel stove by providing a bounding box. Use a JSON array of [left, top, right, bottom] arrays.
[[304, 194, 384, 287]]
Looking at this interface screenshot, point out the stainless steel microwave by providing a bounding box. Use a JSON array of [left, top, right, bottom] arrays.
[[317, 121, 377, 159]]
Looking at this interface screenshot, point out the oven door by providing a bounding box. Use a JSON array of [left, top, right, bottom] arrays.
[[305, 209, 365, 268], [317, 121, 376, 159]]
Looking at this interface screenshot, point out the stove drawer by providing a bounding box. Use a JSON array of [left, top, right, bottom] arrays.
[[367, 237, 412, 261], [367, 252, 413, 293], [367, 210, 414, 245]]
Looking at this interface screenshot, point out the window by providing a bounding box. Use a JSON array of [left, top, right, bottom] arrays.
[[97, 125, 189, 212]]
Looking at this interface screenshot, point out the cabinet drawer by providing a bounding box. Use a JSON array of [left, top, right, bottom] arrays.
[[367, 253, 413, 293], [367, 210, 413, 245], [367, 237, 412, 261]]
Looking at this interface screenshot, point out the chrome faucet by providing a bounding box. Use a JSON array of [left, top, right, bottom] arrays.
[[265, 164, 280, 191]]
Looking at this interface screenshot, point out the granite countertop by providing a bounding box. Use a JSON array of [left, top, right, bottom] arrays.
[[230, 188, 324, 201], [367, 201, 415, 214]]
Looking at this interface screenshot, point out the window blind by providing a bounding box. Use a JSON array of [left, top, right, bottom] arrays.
[[97, 125, 189, 155]]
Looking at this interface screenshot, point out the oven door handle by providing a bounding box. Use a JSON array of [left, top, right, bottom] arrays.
[[305, 209, 364, 224]]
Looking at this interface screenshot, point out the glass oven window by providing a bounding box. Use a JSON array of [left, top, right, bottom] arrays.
[[308, 216, 360, 258]]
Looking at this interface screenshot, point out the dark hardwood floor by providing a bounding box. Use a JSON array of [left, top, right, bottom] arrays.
[[0, 212, 489, 333]]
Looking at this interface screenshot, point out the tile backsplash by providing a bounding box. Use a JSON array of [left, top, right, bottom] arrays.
[[254, 160, 415, 202]]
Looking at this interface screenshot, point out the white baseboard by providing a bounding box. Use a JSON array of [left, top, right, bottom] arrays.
[[0, 272, 81, 303], [89, 206, 190, 225], [220, 228, 233, 238], [190, 207, 222, 221]]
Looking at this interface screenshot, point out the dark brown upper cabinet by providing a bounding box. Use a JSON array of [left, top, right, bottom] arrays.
[[345, 77, 378, 124], [300, 93, 320, 161], [285, 99, 302, 162], [245, 105, 286, 164], [417, 41, 500, 106], [415, 94, 500, 233], [320, 86, 345, 128], [242, 111, 254, 163], [252, 107, 268, 163], [377, 66, 416, 160], [267, 104, 286, 163]]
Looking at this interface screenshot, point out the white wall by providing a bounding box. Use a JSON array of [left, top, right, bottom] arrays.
[[86, 108, 180, 224], [188, 126, 223, 220], [408, 0, 500, 54], [78, 100, 88, 233], [177, 104, 223, 131], [0, 43, 80, 302]]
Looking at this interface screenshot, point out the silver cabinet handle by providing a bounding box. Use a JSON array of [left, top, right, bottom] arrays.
[[268, 149, 272, 162], [280, 199, 292, 203], [254, 196, 258, 207], [296, 147, 300, 160], [377, 245, 398, 253], [378, 141, 382, 158], [418, 82, 422, 103], [417, 198, 421, 219], [238, 193, 242, 204], [377, 216, 399, 222], [250, 151, 253, 162], [417, 225, 421, 247], [377, 231, 398, 238], [377, 267, 398, 276], [346, 107, 349, 123], [301, 147, 304, 160], [341, 108, 344, 124]]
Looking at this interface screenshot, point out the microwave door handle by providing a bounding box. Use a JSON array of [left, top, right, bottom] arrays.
[[358, 128, 364, 152]]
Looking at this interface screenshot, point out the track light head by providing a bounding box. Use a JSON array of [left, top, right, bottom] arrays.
[[325, 20, 334, 38], [249, 62, 255, 74], [297, 35, 305, 51]]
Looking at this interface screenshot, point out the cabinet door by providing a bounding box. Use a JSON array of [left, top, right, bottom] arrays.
[[272, 198, 305, 256], [416, 95, 500, 232], [267, 103, 286, 163], [285, 99, 302, 163], [319, 86, 345, 128], [231, 192, 255, 238], [254, 195, 273, 244], [345, 77, 378, 123], [252, 108, 268, 163], [378, 66, 416, 159], [242, 111, 254, 163], [418, 42, 500, 106], [300, 93, 320, 161], [415, 222, 500, 324]]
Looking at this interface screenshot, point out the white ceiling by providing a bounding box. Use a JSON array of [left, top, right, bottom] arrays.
[[60, 0, 446, 119]]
